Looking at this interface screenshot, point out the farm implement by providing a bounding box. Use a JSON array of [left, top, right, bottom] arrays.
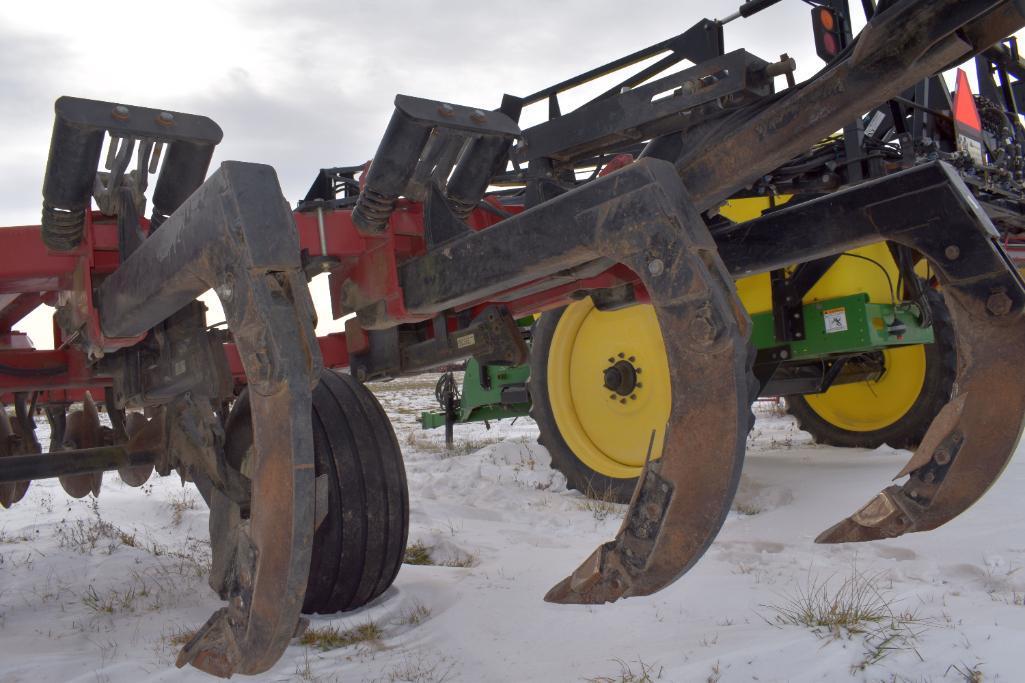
[[2, 0, 1025, 676]]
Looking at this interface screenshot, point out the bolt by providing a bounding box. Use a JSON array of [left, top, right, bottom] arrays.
[[610, 394, 616, 400], [647, 258, 665, 276], [111, 105, 130, 120], [618, 352, 625, 358], [608, 357, 615, 364], [944, 245, 961, 261], [689, 315, 717, 345], [620, 398, 627, 404], [156, 111, 175, 126], [922, 471, 935, 484], [934, 448, 951, 466], [628, 356, 636, 362], [438, 103, 455, 117], [635, 367, 642, 374], [987, 291, 1014, 316], [636, 382, 643, 388], [779, 349, 789, 359], [630, 394, 637, 400], [470, 109, 488, 124]]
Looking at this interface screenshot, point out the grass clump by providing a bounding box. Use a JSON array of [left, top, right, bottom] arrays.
[[404, 541, 435, 565], [299, 620, 382, 651], [763, 564, 930, 672], [168, 488, 198, 526], [577, 484, 624, 522], [586, 657, 664, 682], [55, 517, 137, 554], [82, 584, 139, 614], [398, 602, 431, 626]]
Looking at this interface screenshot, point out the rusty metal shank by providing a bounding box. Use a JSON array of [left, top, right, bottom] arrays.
[[719, 161, 1025, 542], [98, 162, 322, 676], [402, 158, 753, 603]]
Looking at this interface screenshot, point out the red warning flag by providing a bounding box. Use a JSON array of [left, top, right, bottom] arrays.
[[953, 68, 984, 163], [954, 69, 982, 132]]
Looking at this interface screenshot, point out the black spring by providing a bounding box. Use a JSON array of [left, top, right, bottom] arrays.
[[447, 197, 477, 221], [40, 203, 86, 251], [351, 189, 395, 233]]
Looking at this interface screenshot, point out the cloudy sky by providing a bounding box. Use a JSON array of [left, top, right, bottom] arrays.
[[0, 0, 1000, 344]]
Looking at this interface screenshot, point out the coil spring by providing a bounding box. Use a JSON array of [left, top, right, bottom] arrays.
[[447, 196, 477, 221], [351, 189, 395, 233], [41, 203, 86, 251]]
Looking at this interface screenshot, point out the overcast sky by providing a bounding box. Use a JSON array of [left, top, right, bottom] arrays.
[[0, 0, 1005, 345]]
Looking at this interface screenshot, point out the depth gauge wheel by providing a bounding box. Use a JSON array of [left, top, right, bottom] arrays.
[[786, 287, 957, 449], [222, 369, 409, 614]]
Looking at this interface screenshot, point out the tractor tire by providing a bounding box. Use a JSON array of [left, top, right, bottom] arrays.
[[224, 369, 409, 615], [528, 298, 760, 505], [786, 287, 957, 449], [529, 304, 651, 504]]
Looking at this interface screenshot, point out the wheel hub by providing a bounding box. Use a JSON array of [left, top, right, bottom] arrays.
[[603, 354, 642, 401]]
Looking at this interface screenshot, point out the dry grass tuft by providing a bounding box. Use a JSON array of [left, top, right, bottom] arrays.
[[402, 541, 477, 568], [577, 484, 625, 522], [404, 541, 435, 566], [763, 564, 931, 672], [55, 517, 137, 554], [586, 657, 664, 682], [168, 488, 198, 526], [397, 601, 431, 627], [299, 620, 382, 651]]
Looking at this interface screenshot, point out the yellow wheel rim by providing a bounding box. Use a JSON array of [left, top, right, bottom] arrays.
[[547, 298, 671, 479], [803, 344, 928, 432]]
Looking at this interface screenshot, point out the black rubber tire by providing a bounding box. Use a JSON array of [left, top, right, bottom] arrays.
[[529, 305, 759, 505], [786, 287, 957, 449], [224, 369, 409, 615]]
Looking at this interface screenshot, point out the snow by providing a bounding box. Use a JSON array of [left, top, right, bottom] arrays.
[[1, 380, 1023, 682]]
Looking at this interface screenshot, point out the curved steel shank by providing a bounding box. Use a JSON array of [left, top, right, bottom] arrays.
[[718, 161, 1025, 544], [97, 162, 322, 676]]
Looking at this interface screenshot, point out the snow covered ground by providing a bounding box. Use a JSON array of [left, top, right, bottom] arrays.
[[0, 376, 1023, 682]]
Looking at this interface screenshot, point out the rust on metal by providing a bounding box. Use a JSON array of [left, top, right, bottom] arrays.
[[59, 391, 104, 498]]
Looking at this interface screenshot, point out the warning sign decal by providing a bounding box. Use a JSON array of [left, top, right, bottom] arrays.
[[823, 307, 848, 334]]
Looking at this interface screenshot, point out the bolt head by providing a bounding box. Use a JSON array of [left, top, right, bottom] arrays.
[[156, 111, 175, 126], [944, 245, 961, 261], [438, 103, 455, 117], [987, 291, 1014, 316], [470, 109, 488, 123], [647, 258, 665, 276], [111, 105, 130, 120]]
